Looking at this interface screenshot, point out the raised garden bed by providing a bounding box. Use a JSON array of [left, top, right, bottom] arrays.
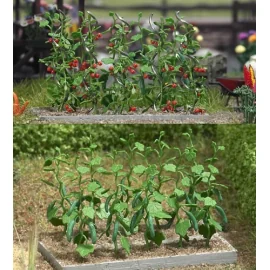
[[38, 232, 237, 270], [30, 107, 244, 124]]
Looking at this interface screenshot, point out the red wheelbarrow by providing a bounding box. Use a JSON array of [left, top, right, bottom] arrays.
[[209, 77, 245, 107]]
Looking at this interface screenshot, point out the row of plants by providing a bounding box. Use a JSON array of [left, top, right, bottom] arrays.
[[41, 131, 228, 257], [39, 9, 209, 113], [13, 124, 217, 158]]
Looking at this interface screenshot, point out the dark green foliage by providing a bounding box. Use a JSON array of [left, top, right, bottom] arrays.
[[217, 125, 256, 227], [13, 125, 217, 158]]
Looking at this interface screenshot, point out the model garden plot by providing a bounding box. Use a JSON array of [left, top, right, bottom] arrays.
[[37, 9, 218, 114], [38, 130, 237, 268]]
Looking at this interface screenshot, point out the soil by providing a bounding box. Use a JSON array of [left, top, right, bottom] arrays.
[[38, 230, 235, 266], [30, 107, 244, 124]]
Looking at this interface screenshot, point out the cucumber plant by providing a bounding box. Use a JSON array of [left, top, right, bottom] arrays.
[[42, 131, 228, 257]]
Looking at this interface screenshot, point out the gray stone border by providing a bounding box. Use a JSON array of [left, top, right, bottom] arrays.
[[38, 234, 237, 270], [30, 107, 243, 124]]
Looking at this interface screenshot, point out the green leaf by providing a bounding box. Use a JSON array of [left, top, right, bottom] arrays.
[[96, 167, 108, 173], [50, 217, 63, 226], [145, 165, 159, 176], [90, 144, 97, 149], [147, 201, 162, 214], [174, 188, 185, 197], [175, 35, 187, 43], [218, 146, 225, 151], [87, 182, 100, 192], [135, 142, 144, 151], [90, 157, 102, 166], [133, 165, 147, 174], [191, 165, 204, 175], [151, 211, 172, 219], [77, 166, 90, 174], [204, 197, 216, 207], [111, 164, 123, 173], [164, 164, 176, 172], [194, 192, 204, 201], [82, 206, 95, 219], [199, 224, 216, 239], [114, 202, 128, 213], [208, 218, 222, 231], [120, 236, 131, 255], [175, 219, 191, 237], [161, 141, 170, 149], [201, 172, 216, 183], [71, 31, 81, 39], [165, 17, 174, 25], [181, 177, 191, 187], [96, 203, 110, 219], [47, 201, 57, 221], [140, 65, 153, 73], [73, 76, 83, 86], [151, 231, 165, 246], [194, 209, 206, 220], [147, 45, 156, 52], [76, 244, 94, 257], [44, 158, 53, 167], [101, 58, 114, 64], [167, 197, 177, 209], [131, 34, 143, 41], [153, 191, 165, 202], [185, 149, 196, 161], [39, 20, 49, 27], [208, 164, 219, 174], [62, 211, 77, 224]]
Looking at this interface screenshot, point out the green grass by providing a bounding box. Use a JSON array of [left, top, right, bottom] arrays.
[[13, 77, 229, 123], [13, 79, 50, 124]]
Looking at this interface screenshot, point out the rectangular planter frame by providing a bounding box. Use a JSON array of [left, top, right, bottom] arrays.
[[38, 234, 237, 270]]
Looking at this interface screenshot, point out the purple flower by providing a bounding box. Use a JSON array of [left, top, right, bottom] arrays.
[[238, 32, 248, 40], [248, 30, 256, 35]]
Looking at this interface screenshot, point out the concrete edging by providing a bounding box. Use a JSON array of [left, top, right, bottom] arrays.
[[38, 234, 237, 270]]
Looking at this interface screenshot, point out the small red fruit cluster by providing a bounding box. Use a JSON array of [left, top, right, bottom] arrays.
[[126, 63, 138, 75], [69, 59, 79, 69], [179, 67, 188, 78], [108, 42, 115, 47], [193, 67, 206, 73], [151, 40, 158, 46], [48, 38, 59, 44], [90, 73, 100, 79], [162, 100, 177, 112], [129, 106, 137, 112], [193, 108, 205, 114], [47, 66, 56, 74], [65, 104, 74, 113], [80, 61, 90, 71], [94, 33, 102, 40]]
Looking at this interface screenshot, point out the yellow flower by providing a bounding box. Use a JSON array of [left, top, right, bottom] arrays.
[[196, 35, 203, 42], [248, 34, 256, 43], [235, 45, 246, 54]]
